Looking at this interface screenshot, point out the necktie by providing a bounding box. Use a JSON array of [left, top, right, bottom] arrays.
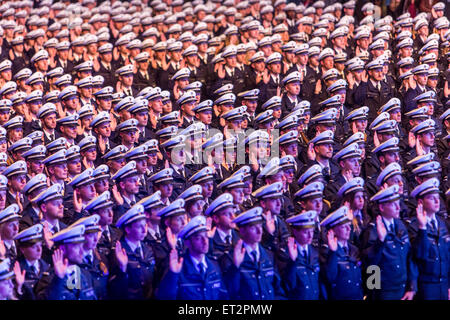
[[302, 248, 308, 260], [389, 223, 395, 234], [103, 229, 111, 242], [135, 246, 142, 258], [198, 263, 205, 278], [50, 133, 55, 141], [86, 254, 93, 264], [430, 220, 437, 232], [251, 250, 258, 263], [343, 246, 348, 255], [106, 64, 111, 72], [130, 199, 136, 206], [225, 235, 231, 245], [51, 225, 58, 234], [30, 265, 38, 276]]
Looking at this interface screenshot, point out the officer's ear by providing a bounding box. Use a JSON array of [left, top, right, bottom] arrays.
[[417, 198, 423, 206], [211, 214, 220, 225], [40, 202, 47, 213], [313, 144, 320, 154], [338, 160, 345, 169], [118, 180, 126, 191]]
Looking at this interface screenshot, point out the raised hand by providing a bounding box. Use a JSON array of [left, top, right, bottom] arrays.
[[115, 241, 128, 273], [376, 215, 387, 242], [42, 224, 54, 249], [52, 248, 69, 279], [415, 138, 424, 156], [264, 210, 276, 235], [327, 229, 338, 252], [408, 131, 416, 148], [416, 203, 427, 230], [307, 143, 316, 161], [401, 291, 415, 300], [15, 192, 23, 212], [13, 261, 26, 293], [0, 234, 6, 259], [73, 190, 83, 213], [111, 184, 123, 205], [233, 239, 246, 268], [262, 69, 270, 84], [166, 227, 177, 250], [169, 249, 183, 273], [342, 169, 354, 183], [314, 79, 322, 94], [287, 237, 298, 262]]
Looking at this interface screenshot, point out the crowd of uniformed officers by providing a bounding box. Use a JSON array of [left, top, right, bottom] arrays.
[[0, 0, 449, 301]]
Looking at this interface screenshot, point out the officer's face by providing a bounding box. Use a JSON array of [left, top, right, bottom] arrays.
[[357, 38, 369, 50], [96, 122, 111, 137], [125, 219, 147, 242], [171, 147, 186, 165], [51, 163, 68, 180], [20, 241, 43, 261], [122, 175, 140, 195], [187, 230, 209, 255], [94, 178, 110, 194], [293, 227, 314, 246], [157, 182, 173, 199], [262, 197, 282, 215], [389, 109, 401, 123], [386, 174, 404, 195], [10, 173, 27, 191], [120, 130, 137, 145], [369, 68, 384, 81], [196, 110, 212, 125], [0, 278, 14, 300], [283, 168, 296, 184], [135, 158, 148, 174], [83, 232, 100, 251], [281, 141, 298, 157], [63, 242, 85, 265], [96, 206, 113, 227], [150, 98, 163, 114], [78, 183, 96, 201], [148, 152, 158, 166], [135, 111, 148, 126], [333, 222, 351, 241], [321, 57, 334, 70], [201, 180, 214, 198], [240, 222, 263, 245], [230, 187, 244, 205], [214, 207, 236, 230], [269, 62, 281, 74], [29, 159, 44, 174], [170, 50, 182, 61], [0, 70, 12, 81], [225, 56, 237, 68], [181, 101, 196, 117], [188, 199, 205, 218], [381, 151, 400, 165], [81, 87, 93, 99], [316, 143, 333, 159], [0, 219, 19, 240], [261, 46, 272, 57], [252, 61, 265, 72], [380, 199, 400, 219], [342, 157, 361, 176], [36, 59, 48, 72], [43, 198, 64, 219], [9, 127, 23, 142], [64, 96, 80, 110], [101, 52, 112, 63], [67, 158, 82, 175], [43, 113, 56, 129], [167, 214, 187, 235], [303, 197, 323, 214], [400, 46, 413, 58], [421, 192, 440, 214], [352, 191, 365, 211], [286, 82, 300, 95], [83, 147, 97, 161], [415, 74, 428, 86], [62, 125, 78, 139], [98, 98, 112, 111], [272, 107, 282, 119]]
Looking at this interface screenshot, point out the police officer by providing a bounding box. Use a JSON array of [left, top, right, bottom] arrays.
[[157, 215, 228, 300]]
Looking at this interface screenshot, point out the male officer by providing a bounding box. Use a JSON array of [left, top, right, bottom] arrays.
[[0, 204, 21, 263], [19, 174, 48, 230], [222, 207, 285, 300], [71, 214, 109, 300], [34, 224, 97, 300], [14, 224, 50, 300], [205, 193, 239, 263], [157, 215, 228, 300], [252, 182, 290, 254], [280, 211, 321, 300], [408, 178, 449, 300], [361, 185, 417, 300], [111, 161, 142, 222], [84, 191, 122, 259], [109, 204, 156, 300], [320, 206, 364, 300], [307, 130, 339, 184]]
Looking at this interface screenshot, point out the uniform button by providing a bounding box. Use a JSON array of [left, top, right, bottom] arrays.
[[348, 280, 351, 283], [258, 276, 261, 279], [396, 265, 400, 268], [306, 286, 309, 289], [255, 292, 258, 296], [204, 288, 207, 292]]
